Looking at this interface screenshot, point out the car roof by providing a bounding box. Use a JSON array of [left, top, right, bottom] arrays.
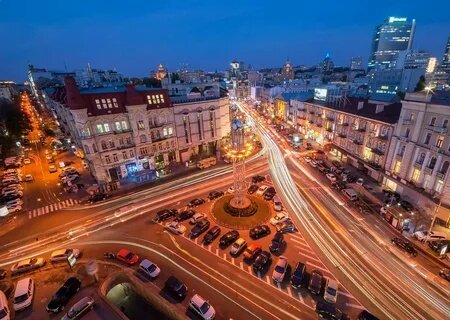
[[190, 294, 206, 306], [117, 249, 130, 256], [140, 259, 154, 268], [51, 249, 70, 257]]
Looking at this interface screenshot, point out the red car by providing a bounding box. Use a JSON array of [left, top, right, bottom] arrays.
[[116, 249, 139, 265]]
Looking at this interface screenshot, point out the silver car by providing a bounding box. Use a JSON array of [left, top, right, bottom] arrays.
[[11, 257, 46, 275], [272, 256, 288, 283], [61, 296, 95, 320]]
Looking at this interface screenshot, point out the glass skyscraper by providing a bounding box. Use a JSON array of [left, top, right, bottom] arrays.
[[441, 36, 450, 74], [367, 17, 415, 71]]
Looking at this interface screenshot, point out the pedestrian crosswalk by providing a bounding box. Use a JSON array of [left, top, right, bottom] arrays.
[[28, 199, 80, 219]]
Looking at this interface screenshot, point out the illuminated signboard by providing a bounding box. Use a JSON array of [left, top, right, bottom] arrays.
[[314, 88, 328, 102]]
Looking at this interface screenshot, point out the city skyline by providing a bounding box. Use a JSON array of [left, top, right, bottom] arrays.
[[1, 0, 450, 81]]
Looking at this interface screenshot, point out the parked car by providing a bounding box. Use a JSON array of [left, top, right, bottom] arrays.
[[272, 256, 288, 283], [164, 276, 187, 300], [263, 187, 276, 200], [87, 193, 108, 203], [219, 230, 240, 247], [176, 209, 196, 222], [326, 173, 337, 182], [11, 257, 46, 275], [50, 249, 80, 263], [290, 262, 306, 288], [324, 278, 339, 304], [139, 259, 160, 278], [391, 237, 417, 257], [270, 212, 289, 226], [272, 197, 283, 212], [249, 225, 271, 239], [276, 220, 296, 233], [315, 300, 347, 320], [439, 268, 450, 282], [61, 296, 95, 320], [253, 251, 272, 272], [190, 212, 206, 225], [269, 231, 285, 253], [357, 310, 380, 320], [203, 226, 221, 244], [48, 165, 57, 173], [190, 219, 210, 238], [252, 175, 266, 184], [304, 156, 312, 163], [399, 200, 414, 212], [247, 184, 259, 194], [428, 240, 450, 253], [188, 198, 206, 208], [230, 238, 247, 256], [6, 204, 22, 213], [154, 209, 178, 222], [356, 178, 364, 185], [46, 277, 81, 313], [24, 174, 34, 182], [256, 185, 269, 196], [165, 221, 187, 235], [308, 270, 323, 295], [189, 294, 216, 320], [116, 249, 139, 265], [208, 191, 224, 200], [243, 243, 262, 260]]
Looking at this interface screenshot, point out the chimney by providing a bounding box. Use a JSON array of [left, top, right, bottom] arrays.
[[357, 101, 364, 110], [375, 104, 384, 114], [64, 76, 84, 109]]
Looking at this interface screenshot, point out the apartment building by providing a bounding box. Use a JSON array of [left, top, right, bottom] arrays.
[[384, 91, 450, 224], [295, 96, 401, 181]]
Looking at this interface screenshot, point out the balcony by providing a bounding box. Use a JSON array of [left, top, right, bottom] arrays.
[[297, 108, 306, 112], [342, 122, 349, 127], [152, 134, 175, 142], [370, 147, 385, 156], [367, 161, 382, 170], [423, 166, 434, 175], [149, 122, 173, 129], [117, 143, 135, 150], [327, 116, 335, 122], [357, 127, 367, 132], [431, 146, 445, 154], [351, 139, 363, 145], [338, 133, 347, 138], [79, 134, 94, 140], [402, 119, 414, 125], [426, 125, 448, 134], [113, 128, 133, 135], [413, 161, 423, 169], [377, 134, 389, 140], [436, 172, 446, 180]]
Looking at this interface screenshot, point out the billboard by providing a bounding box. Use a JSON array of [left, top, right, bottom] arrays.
[[314, 88, 328, 101]]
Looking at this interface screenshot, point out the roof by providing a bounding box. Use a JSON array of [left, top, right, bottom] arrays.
[[80, 87, 126, 94], [368, 92, 400, 103]]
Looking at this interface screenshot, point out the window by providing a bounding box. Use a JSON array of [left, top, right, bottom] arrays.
[[159, 94, 165, 103], [410, 113, 415, 121], [126, 137, 132, 145], [393, 160, 401, 174], [166, 141, 170, 149], [96, 124, 104, 134], [163, 127, 168, 136], [112, 154, 118, 162], [424, 133, 432, 145], [430, 117, 436, 126], [443, 119, 448, 129], [398, 145, 405, 157], [105, 155, 111, 164], [119, 137, 124, 145], [416, 152, 425, 165], [115, 122, 122, 131], [122, 151, 128, 160], [107, 99, 113, 108], [171, 140, 176, 148], [112, 98, 118, 108], [435, 179, 444, 193], [183, 115, 190, 144], [440, 161, 449, 175], [210, 110, 216, 138], [92, 144, 97, 152], [108, 140, 115, 148], [152, 145, 157, 153], [404, 128, 410, 138], [197, 113, 203, 140], [84, 145, 90, 154], [436, 136, 444, 148], [139, 147, 148, 155], [158, 143, 163, 151], [104, 123, 110, 132], [137, 120, 145, 130], [101, 141, 107, 150], [101, 99, 107, 109], [428, 157, 437, 169], [95, 99, 101, 109], [411, 169, 420, 183], [129, 149, 134, 157], [121, 121, 128, 130], [140, 135, 146, 143]]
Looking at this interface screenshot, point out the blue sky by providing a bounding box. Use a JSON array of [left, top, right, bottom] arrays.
[[1, 0, 449, 81]]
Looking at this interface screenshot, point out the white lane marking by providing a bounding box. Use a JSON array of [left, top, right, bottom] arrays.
[[305, 262, 332, 275], [208, 245, 212, 252], [298, 292, 304, 303], [266, 275, 271, 284], [194, 238, 198, 244], [294, 245, 315, 255], [49, 204, 54, 212], [290, 238, 308, 246], [231, 257, 235, 265], [345, 303, 365, 310], [289, 233, 306, 241], [215, 249, 219, 256], [45, 206, 49, 214], [223, 253, 227, 260], [37, 208, 43, 216], [240, 261, 243, 269], [296, 251, 322, 263], [28, 212, 32, 219], [287, 286, 292, 297], [67, 199, 74, 205], [338, 290, 355, 298], [248, 266, 252, 273]]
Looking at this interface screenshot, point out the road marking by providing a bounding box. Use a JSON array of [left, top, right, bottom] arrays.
[[305, 262, 332, 275], [265, 275, 271, 284], [276, 282, 281, 289], [298, 292, 304, 303], [208, 245, 212, 252], [296, 251, 322, 263], [215, 249, 219, 256], [49, 204, 54, 212], [289, 233, 305, 241], [338, 290, 355, 298], [294, 245, 315, 254], [345, 303, 365, 310], [290, 238, 308, 246], [223, 253, 227, 260], [194, 238, 198, 244], [37, 208, 43, 216], [28, 212, 32, 219], [248, 266, 252, 273], [286, 286, 292, 297], [231, 257, 235, 265], [240, 262, 244, 269], [68, 199, 74, 205], [45, 206, 49, 214]]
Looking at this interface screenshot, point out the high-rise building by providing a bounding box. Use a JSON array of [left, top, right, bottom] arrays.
[[441, 36, 450, 74], [368, 17, 415, 71], [350, 56, 363, 70], [321, 53, 334, 73], [280, 60, 295, 81]]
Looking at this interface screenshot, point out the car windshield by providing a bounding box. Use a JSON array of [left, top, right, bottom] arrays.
[[275, 265, 285, 273], [125, 252, 134, 260], [146, 264, 156, 272], [29, 258, 37, 264], [327, 287, 337, 296], [14, 293, 29, 303], [200, 301, 211, 314]]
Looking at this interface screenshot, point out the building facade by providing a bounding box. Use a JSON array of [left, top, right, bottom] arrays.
[[441, 36, 450, 75], [384, 92, 450, 223], [350, 57, 363, 70], [368, 17, 415, 71]]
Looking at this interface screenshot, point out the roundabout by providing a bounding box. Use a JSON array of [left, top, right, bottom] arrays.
[[210, 194, 271, 229]]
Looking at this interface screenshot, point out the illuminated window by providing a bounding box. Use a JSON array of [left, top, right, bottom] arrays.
[[436, 136, 444, 148], [393, 160, 401, 174], [112, 98, 118, 108], [411, 169, 420, 183], [101, 99, 107, 109], [104, 123, 110, 132], [96, 124, 104, 134], [137, 120, 145, 130], [115, 122, 121, 131], [107, 99, 113, 108], [95, 99, 101, 109], [121, 121, 128, 130]]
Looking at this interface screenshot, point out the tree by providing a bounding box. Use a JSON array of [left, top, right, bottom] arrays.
[[171, 72, 181, 83], [0, 97, 31, 154], [142, 77, 162, 88], [414, 75, 426, 92]]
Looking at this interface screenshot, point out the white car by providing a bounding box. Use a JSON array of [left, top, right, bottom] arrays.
[[60, 174, 79, 183], [7, 204, 22, 213], [11, 257, 46, 275], [230, 238, 247, 256], [323, 278, 339, 303], [272, 256, 288, 283], [23, 158, 31, 165], [139, 259, 161, 278], [270, 212, 289, 226], [256, 185, 269, 196], [190, 212, 206, 225], [165, 221, 187, 235], [189, 294, 216, 320], [356, 178, 364, 185], [326, 173, 337, 182], [309, 160, 317, 167], [50, 248, 80, 262], [227, 186, 235, 194], [304, 156, 311, 163], [24, 174, 34, 182], [273, 197, 283, 212]]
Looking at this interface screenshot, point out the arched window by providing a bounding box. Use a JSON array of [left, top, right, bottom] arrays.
[[101, 140, 107, 150], [140, 134, 146, 143], [84, 145, 90, 154], [416, 152, 425, 165], [428, 157, 437, 169], [440, 161, 449, 175]]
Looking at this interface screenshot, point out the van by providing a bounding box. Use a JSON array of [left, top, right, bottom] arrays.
[[0, 290, 10, 320], [343, 188, 358, 201], [13, 278, 34, 311]]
